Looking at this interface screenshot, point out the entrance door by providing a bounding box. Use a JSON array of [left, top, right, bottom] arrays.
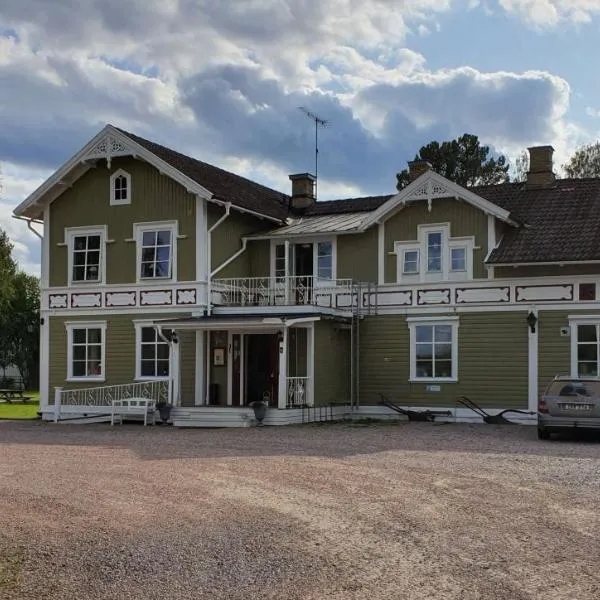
[[245, 334, 279, 406], [294, 244, 313, 304]]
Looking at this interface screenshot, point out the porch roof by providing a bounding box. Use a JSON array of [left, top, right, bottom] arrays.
[[154, 313, 323, 330]]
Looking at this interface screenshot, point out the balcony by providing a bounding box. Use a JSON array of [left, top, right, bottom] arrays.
[[211, 276, 355, 310]]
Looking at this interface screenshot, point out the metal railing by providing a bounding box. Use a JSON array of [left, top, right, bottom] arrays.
[[212, 276, 353, 308], [53, 379, 170, 422], [287, 376, 311, 408]]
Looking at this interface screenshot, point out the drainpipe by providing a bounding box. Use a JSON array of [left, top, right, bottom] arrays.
[[211, 238, 248, 278], [156, 325, 176, 406], [206, 203, 231, 316]]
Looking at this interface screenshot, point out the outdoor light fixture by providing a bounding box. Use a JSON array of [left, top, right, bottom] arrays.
[[527, 311, 538, 333]]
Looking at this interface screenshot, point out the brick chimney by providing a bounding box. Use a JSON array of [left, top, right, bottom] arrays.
[[526, 145, 556, 188], [289, 173, 316, 211], [408, 160, 432, 181]]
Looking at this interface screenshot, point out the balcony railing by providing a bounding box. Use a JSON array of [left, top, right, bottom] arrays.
[[287, 376, 311, 408], [53, 379, 170, 421], [212, 276, 354, 308]]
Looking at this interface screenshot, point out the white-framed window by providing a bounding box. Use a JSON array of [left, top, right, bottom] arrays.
[[407, 317, 459, 382], [450, 247, 467, 272], [134, 323, 170, 379], [274, 243, 286, 280], [317, 241, 333, 280], [110, 169, 131, 205], [65, 321, 106, 382], [394, 224, 474, 283], [426, 231, 443, 272], [402, 249, 419, 274], [66, 226, 106, 285], [570, 317, 600, 377], [134, 221, 177, 282]]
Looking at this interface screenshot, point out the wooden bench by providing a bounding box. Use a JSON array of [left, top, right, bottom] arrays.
[[110, 398, 156, 426]]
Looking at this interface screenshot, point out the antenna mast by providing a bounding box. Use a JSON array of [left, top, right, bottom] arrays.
[[299, 106, 329, 200]]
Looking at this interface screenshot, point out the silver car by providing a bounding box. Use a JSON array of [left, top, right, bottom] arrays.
[[538, 376, 600, 440]]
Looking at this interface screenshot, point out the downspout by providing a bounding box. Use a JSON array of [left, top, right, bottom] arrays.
[[156, 325, 176, 406], [13, 215, 44, 239], [206, 203, 231, 316], [211, 238, 248, 278]]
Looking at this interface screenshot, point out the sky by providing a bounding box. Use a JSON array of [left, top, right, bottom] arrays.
[[2, 0, 600, 275]]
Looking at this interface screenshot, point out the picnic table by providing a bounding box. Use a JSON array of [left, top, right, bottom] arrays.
[[0, 389, 32, 403]]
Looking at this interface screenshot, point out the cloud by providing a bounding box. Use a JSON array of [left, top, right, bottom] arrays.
[[0, 0, 594, 275], [497, 0, 600, 27]]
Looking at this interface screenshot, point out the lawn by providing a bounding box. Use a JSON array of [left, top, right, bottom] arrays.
[[0, 393, 40, 420]]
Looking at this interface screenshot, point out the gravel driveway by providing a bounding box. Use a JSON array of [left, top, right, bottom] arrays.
[[1, 421, 599, 599]]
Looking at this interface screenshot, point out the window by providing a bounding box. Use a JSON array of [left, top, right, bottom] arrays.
[[576, 324, 600, 376], [403, 249, 419, 274], [450, 247, 466, 272], [135, 222, 177, 281], [275, 244, 286, 280], [317, 241, 333, 280], [408, 318, 459, 382], [66, 227, 105, 285], [427, 232, 442, 272], [66, 322, 106, 381], [137, 326, 170, 379], [110, 169, 131, 205]]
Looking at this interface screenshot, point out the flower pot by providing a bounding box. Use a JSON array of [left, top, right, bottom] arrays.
[[156, 403, 173, 424], [249, 400, 268, 426]]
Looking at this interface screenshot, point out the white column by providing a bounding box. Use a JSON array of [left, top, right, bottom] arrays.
[[528, 308, 538, 412], [377, 221, 385, 284], [284, 240, 290, 304], [205, 330, 211, 404], [308, 324, 315, 407], [39, 316, 50, 412], [194, 331, 205, 406], [278, 328, 288, 409], [171, 341, 181, 406]]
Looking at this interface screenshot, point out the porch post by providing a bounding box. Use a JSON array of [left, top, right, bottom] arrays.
[[205, 330, 211, 404], [194, 331, 205, 406], [171, 339, 181, 406], [278, 328, 288, 409], [284, 240, 290, 304]]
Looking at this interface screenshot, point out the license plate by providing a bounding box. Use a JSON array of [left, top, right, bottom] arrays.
[[560, 403, 593, 411]]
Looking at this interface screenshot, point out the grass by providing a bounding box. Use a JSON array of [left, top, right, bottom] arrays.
[[0, 392, 40, 420]]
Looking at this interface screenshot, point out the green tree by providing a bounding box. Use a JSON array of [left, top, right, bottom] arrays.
[[0, 229, 17, 379], [396, 133, 510, 190], [563, 142, 600, 178]]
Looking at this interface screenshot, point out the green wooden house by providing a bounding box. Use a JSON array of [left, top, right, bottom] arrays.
[[13, 126, 600, 425]]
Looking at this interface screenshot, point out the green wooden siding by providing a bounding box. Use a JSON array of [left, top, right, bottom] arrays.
[[208, 205, 271, 278], [359, 312, 528, 408], [314, 320, 351, 405], [383, 198, 489, 283], [49, 157, 196, 286], [248, 240, 271, 277], [48, 314, 194, 404], [337, 229, 378, 283], [495, 265, 600, 279]]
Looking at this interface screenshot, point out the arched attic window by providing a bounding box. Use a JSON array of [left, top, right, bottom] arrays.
[[110, 169, 131, 205]]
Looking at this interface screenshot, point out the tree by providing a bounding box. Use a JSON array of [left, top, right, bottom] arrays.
[[563, 142, 600, 178], [513, 150, 529, 183], [396, 133, 510, 190], [0, 229, 17, 378]]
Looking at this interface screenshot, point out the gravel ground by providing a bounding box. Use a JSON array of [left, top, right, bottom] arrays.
[[1, 420, 600, 599]]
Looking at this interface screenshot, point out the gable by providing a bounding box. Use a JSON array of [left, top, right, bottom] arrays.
[[360, 170, 514, 231]]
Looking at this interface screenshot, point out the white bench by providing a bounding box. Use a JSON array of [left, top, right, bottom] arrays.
[[111, 398, 156, 426]]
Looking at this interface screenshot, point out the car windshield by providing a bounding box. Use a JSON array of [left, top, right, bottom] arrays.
[[545, 379, 600, 398]]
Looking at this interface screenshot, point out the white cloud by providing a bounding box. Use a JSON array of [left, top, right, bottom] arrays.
[[497, 0, 600, 27]]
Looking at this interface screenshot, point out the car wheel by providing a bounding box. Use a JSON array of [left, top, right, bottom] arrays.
[[537, 427, 550, 440]]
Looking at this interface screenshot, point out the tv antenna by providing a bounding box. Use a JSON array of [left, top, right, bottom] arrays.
[[298, 106, 329, 200]]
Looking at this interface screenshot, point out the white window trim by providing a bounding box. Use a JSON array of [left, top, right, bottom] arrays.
[[569, 316, 600, 377], [402, 248, 420, 275], [134, 221, 178, 283], [133, 321, 171, 381], [449, 245, 467, 272], [65, 226, 107, 286], [394, 224, 475, 283], [407, 316, 459, 383], [110, 169, 131, 206], [269, 237, 337, 281], [65, 321, 107, 382]]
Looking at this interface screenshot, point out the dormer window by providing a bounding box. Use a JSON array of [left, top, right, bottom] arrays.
[[395, 224, 474, 283], [110, 169, 131, 205]]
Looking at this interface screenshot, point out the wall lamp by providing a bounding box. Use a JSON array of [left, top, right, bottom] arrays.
[[527, 311, 538, 333]]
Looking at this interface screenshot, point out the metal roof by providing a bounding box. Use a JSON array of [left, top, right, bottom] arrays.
[[252, 212, 369, 238]]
